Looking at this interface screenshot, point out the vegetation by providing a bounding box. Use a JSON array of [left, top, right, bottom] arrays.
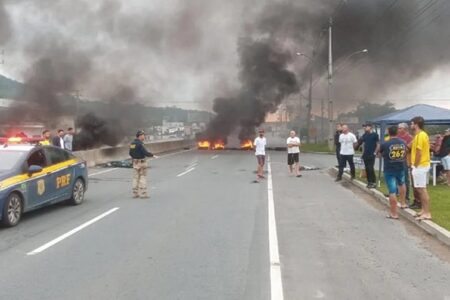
[[339, 101, 396, 123], [301, 143, 333, 153], [360, 173, 450, 231]]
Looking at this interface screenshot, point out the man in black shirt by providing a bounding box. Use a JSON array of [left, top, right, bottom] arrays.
[[357, 122, 380, 188], [129, 130, 156, 198], [334, 123, 343, 167]]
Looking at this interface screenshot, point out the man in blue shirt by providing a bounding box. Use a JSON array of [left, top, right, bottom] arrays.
[[379, 125, 407, 219], [357, 122, 379, 188]]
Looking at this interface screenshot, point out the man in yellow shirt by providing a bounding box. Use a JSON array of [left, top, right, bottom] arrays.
[[40, 130, 51, 145], [410, 116, 431, 220]]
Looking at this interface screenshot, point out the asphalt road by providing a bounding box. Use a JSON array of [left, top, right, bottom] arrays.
[[0, 150, 449, 300]]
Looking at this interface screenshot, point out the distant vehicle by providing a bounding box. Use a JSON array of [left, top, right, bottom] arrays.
[[0, 144, 88, 227]]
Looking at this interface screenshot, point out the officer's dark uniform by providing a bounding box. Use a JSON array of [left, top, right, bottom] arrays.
[[129, 131, 154, 198], [334, 129, 342, 166]]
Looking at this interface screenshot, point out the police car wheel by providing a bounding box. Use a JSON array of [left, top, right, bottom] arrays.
[[70, 179, 85, 205], [2, 193, 22, 227]]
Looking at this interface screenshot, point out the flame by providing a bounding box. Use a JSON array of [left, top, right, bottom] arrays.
[[212, 141, 225, 150], [240, 140, 253, 149], [197, 140, 210, 149], [8, 137, 22, 143]]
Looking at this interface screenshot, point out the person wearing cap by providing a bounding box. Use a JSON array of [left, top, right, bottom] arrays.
[[129, 130, 156, 199], [379, 125, 408, 219], [356, 122, 379, 188], [397, 122, 414, 205], [254, 129, 267, 181]]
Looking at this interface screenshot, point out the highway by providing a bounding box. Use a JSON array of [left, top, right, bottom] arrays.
[[0, 150, 449, 300]]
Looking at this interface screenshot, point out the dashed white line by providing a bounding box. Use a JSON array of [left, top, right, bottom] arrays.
[[89, 168, 118, 177], [267, 157, 284, 300], [177, 167, 195, 177], [211, 155, 219, 160], [27, 207, 120, 256], [88, 149, 193, 177]]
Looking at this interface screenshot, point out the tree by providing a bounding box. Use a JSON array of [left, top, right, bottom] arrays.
[[339, 101, 396, 123]]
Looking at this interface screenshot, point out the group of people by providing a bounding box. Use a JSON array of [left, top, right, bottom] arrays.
[[40, 128, 74, 151], [253, 129, 302, 182], [334, 116, 445, 221]]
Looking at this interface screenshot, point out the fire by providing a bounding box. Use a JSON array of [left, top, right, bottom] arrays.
[[8, 137, 22, 143], [212, 141, 225, 150], [197, 140, 210, 149], [240, 140, 253, 150]]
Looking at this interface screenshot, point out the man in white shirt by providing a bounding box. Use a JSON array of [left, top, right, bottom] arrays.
[[336, 124, 357, 181], [287, 130, 301, 177], [254, 129, 267, 180]]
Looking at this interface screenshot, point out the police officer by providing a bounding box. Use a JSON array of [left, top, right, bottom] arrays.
[[129, 130, 156, 198]]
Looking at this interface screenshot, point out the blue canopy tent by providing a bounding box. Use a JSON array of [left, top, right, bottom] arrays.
[[371, 104, 450, 186]]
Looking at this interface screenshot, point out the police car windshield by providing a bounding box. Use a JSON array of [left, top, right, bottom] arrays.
[[0, 151, 26, 171]]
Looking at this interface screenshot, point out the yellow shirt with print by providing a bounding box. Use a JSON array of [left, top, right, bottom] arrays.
[[410, 130, 430, 167], [40, 139, 50, 145]]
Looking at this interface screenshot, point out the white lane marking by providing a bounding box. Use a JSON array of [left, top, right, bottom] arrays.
[[267, 157, 284, 300], [88, 168, 119, 177], [154, 149, 193, 160], [211, 155, 219, 160], [314, 290, 326, 298], [87, 149, 193, 177], [186, 162, 198, 169], [27, 207, 120, 256], [176, 167, 195, 177]]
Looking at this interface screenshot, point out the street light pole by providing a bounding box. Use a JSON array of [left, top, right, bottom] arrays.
[[328, 17, 334, 151]]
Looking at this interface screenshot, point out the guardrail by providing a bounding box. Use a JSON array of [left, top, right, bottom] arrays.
[[74, 139, 194, 167]]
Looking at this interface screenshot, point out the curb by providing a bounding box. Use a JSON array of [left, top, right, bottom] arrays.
[[330, 168, 450, 248]]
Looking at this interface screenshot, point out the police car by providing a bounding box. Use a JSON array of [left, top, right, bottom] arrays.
[[0, 142, 88, 227]]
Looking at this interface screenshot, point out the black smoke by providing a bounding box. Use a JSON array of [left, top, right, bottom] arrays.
[[205, 0, 450, 140], [206, 38, 299, 141], [75, 85, 146, 149], [256, 0, 450, 106]]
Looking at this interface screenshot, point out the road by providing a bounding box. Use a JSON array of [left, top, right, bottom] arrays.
[[0, 150, 449, 300]]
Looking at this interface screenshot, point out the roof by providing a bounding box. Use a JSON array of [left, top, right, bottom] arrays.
[[371, 104, 450, 125], [0, 144, 36, 151]]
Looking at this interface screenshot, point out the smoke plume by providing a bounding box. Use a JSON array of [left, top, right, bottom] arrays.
[[204, 0, 450, 139], [1, 0, 450, 146]]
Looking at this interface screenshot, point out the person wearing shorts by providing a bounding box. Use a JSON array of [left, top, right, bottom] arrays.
[[287, 130, 301, 177], [254, 129, 267, 181], [410, 116, 432, 221], [379, 126, 407, 219]]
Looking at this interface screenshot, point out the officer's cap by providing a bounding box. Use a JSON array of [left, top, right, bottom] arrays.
[[136, 130, 145, 137]]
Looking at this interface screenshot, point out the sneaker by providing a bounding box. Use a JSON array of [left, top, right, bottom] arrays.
[[132, 194, 139, 199], [335, 177, 342, 182]]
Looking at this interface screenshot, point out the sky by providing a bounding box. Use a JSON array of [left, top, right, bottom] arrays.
[[0, 0, 449, 112]]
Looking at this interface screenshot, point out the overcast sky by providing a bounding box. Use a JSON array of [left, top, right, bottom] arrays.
[[0, 0, 449, 111]]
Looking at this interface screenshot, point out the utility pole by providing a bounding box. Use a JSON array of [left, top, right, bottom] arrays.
[[306, 51, 315, 144], [321, 98, 324, 142], [74, 89, 81, 132], [327, 17, 334, 151]]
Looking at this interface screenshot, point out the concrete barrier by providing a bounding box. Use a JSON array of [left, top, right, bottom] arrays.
[[74, 139, 194, 167]]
